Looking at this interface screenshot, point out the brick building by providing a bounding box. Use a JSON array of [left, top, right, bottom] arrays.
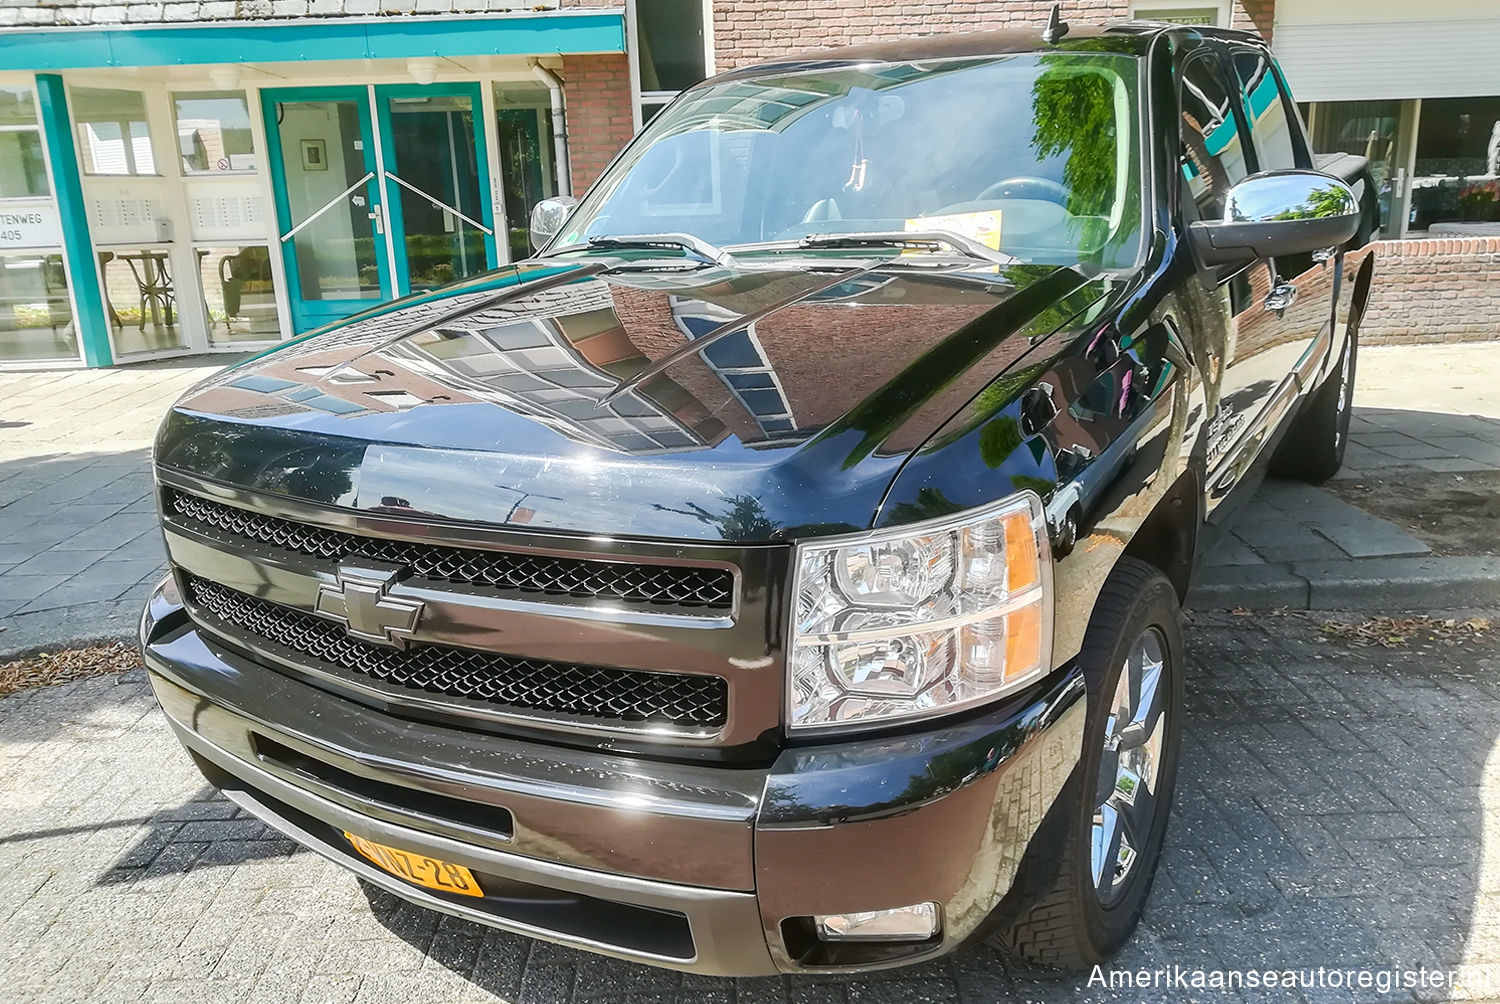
[[0, 0, 1493, 368]]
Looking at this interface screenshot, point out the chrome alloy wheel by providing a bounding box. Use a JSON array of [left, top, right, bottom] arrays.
[[1091, 627, 1168, 907]]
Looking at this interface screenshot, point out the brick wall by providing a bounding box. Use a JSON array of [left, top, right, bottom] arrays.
[[711, 0, 1271, 69], [560, 52, 635, 194], [1360, 238, 1500, 345]]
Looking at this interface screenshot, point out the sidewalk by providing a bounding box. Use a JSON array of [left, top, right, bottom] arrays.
[[1190, 344, 1500, 610], [3, 344, 1500, 655], [0, 360, 235, 653]]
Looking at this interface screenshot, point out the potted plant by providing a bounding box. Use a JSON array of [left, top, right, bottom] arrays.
[[1458, 180, 1500, 222]]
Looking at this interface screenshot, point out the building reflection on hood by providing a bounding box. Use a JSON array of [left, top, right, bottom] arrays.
[[179, 263, 1007, 458]]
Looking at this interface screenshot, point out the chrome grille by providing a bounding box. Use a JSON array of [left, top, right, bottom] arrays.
[[184, 575, 729, 731], [165, 489, 734, 613]]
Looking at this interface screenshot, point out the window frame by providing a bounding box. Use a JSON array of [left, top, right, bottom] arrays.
[[1224, 44, 1314, 174], [0, 85, 50, 202], [1131, 0, 1231, 28], [170, 89, 260, 178], [1174, 47, 1253, 224], [627, 0, 715, 132]]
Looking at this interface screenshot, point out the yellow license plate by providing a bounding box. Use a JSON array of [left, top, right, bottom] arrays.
[[344, 831, 484, 898]]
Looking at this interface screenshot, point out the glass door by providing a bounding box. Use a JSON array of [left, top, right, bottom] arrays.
[[263, 84, 498, 334], [374, 84, 498, 294], [262, 87, 391, 333]]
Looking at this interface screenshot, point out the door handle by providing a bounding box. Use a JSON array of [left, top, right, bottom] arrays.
[[368, 206, 384, 235], [1264, 282, 1297, 315]]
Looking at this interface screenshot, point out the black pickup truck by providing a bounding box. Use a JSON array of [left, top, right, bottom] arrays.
[[139, 18, 1375, 975]]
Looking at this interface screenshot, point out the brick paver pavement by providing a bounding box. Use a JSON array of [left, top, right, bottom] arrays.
[[2, 611, 1498, 1003]]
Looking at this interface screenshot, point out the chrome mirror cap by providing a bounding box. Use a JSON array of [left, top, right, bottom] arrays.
[[1225, 170, 1357, 225], [529, 196, 580, 253], [1190, 170, 1361, 267]]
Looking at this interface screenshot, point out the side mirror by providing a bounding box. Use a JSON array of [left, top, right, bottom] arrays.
[[1189, 170, 1359, 267], [529, 196, 580, 253]]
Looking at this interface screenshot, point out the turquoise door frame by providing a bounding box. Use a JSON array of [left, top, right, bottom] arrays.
[[261, 85, 393, 334], [372, 81, 500, 291], [263, 83, 500, 334]]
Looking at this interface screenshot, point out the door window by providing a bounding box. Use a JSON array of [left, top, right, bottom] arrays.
[[1178, 54, 1248, 220], [382, 93, 491, 291], [1229, 50, 1302, 171], [273, 97, 382, 304]]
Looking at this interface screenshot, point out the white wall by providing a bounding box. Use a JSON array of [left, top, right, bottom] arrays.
[[1275, 0, 1500, 101]]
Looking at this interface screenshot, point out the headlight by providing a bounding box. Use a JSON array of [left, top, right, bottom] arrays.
[[788, 492, 1052, 732]]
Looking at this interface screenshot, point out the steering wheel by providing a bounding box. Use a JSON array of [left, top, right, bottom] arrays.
[[978, 176, 1070, 205]]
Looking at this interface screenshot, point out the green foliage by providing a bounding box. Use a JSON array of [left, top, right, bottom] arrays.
[[1031, 66, 1119, 218], [978, 415, 1023, 469]]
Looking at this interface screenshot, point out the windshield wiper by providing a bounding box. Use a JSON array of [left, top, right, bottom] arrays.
[[798, 230, 1017, 266], [547, 233, 735, 268]]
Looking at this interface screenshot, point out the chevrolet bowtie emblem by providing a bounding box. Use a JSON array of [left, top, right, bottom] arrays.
[[314, 563, 424, 648]]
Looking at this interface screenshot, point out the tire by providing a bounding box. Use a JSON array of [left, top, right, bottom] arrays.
[[986, 557, 1185, 968], [1270, 314, 1359, 483]]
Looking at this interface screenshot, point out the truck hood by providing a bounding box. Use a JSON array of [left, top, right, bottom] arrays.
[[158, 257, 1114, 542]]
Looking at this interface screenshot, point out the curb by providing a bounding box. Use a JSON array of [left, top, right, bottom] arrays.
[[1187, 555, 1500, 612]]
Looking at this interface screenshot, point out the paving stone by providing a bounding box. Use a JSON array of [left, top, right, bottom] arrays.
[[1312, 516, 1430, 559]]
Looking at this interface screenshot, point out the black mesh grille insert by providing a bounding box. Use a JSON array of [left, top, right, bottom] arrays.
[[164, 489, 734, 613], [184, 575, 729, 731]]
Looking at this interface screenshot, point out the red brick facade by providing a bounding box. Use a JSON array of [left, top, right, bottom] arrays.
[[712, 1, 1271, 69], [1361, 238, 1500, 345], [560, 52, 636, 193]]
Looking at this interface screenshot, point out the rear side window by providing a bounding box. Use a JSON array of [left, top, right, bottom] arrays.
[[1178, 54, 1248, 220], [1230, 49, 1300, 171]]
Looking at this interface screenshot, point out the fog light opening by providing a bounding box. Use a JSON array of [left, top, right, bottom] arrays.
[[814, 902, 940, 943]]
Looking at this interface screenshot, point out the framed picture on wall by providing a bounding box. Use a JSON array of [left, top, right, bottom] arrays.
[[299, 139, 328, 171]]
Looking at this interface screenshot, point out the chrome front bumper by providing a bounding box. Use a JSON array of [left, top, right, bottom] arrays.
[[141, 577, 1086, 976]]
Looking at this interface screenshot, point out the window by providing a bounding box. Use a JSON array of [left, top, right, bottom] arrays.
[[1178, 54, 1248, 219], [1410, 96, 1500, 231], [173, 91, 256, 174], [494, 84, 559, 261], [0, 252, 75, 361], [1312, 99, 1403, 236], [98, 248, 185, 355], [1132, 3, 1227, 27], [1230, 50, 1301, 171], [73, 87, 156, 176], [0, 86, 48, 199], [198, 245, 280, 343], [632, 0, 710, 125]]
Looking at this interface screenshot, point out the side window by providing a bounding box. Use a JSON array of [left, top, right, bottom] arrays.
[[1178, 55, 1249, 221], [1230, 49, 1301, 171]]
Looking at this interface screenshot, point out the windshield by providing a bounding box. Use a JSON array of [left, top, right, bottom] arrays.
[[557, 51, 1144, 267]]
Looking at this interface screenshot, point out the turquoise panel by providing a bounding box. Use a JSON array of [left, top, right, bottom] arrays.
[[0, 14, 625, 70], [33, 73, 112, 368]]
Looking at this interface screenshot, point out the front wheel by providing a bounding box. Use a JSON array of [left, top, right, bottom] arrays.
[[987, 557, 1185, 967]]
